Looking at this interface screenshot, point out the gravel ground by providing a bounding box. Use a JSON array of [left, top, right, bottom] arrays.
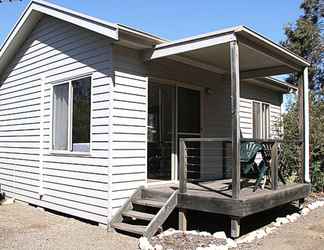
[[238, 204, 324, 250], [0, 202, 138, 250], [151, 232, 227, 249], [1, 199, 324, 250]]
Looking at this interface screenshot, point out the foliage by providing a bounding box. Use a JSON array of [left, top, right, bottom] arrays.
[[276, 90, 324, 191], [278, 0, 324, 192], [281, 0, 323, 90], [312, 161, 324, 192], [274, 97, 300, 182]]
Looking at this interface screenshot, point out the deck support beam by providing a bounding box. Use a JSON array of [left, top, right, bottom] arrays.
[[298, 198, 305, 210], [179, 208, 187, 231], [230, 216, 240, 238], [230, 40, 241, 200]]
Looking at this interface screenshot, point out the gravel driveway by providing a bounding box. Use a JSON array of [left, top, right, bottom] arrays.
[[1, 200, 324, 250], [238, 204, 324, 250], [0, 202, 138, 250]]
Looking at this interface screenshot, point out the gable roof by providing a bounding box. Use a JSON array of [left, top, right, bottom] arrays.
[[0, 0, 167, 77], [0, 0, 307, 91]]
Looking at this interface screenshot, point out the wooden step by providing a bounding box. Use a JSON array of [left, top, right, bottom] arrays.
[[132, 199, 165, 208], [112, 222, 146, 235], [142, 188, 171, 202], [123, 210, 155, 221]]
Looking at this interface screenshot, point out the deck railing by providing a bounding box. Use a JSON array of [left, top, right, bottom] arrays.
[[179, 137, 303, 197]]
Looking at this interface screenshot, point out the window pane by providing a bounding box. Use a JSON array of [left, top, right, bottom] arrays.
[[53, 83, 69, 150], [253, 102, 261, 139], [72, 77, 91, 152], [262, 104, 270, 139], [178, 87, 200, 134]]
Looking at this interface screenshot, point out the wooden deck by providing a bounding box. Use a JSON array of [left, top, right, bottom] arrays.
[[146, 179, 311, 218]]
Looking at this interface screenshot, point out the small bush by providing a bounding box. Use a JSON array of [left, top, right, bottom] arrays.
[[276, 90, 324, 192], [311, 161, 324, 192]]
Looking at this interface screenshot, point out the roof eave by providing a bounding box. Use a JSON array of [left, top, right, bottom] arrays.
[[234, 26, 310, 68], [247, 77, 298, 93]]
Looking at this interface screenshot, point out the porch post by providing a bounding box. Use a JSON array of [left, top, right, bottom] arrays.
[[179, 139, 188, 231], [300, 67, 310, 183], [230, 40, 241, 200]]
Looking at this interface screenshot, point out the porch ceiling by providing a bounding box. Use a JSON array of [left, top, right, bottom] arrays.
[[148, 26, 310, 79]]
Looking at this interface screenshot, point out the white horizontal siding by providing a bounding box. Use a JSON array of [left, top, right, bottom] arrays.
[[111, 71, 147, 213], [201, 80, 231, 180], [240, 98, 253, 138], [0, 16, 113, 224], [270, 105, 282, 138]]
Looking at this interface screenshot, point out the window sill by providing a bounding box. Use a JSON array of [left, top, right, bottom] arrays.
[[49, 150, 92, 157]]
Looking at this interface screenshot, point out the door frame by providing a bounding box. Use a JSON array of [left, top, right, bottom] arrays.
[[147, 77, 204, 185]]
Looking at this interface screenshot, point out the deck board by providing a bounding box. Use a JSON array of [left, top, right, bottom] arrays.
[[146, 179, 311, 217]]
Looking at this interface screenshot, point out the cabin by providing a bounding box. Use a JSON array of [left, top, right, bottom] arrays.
[[0, 0, 311, 238]]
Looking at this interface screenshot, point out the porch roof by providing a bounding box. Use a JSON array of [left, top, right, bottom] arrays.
[[148, 26, 310, 78]]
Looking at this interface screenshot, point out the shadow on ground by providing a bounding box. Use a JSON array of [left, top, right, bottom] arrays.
[[162, 203, 300, 237]]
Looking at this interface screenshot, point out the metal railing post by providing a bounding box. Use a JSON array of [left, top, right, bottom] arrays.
[[179, 139, 187, 194], [178, 138, 187, 231]]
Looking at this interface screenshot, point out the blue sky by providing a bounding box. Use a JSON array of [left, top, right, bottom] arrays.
[[0, 0, 303, 46]]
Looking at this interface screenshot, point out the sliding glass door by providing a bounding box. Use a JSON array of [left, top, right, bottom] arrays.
[[147, 83, 175, 181], [147, 83, 201, 182], [177, 87, 201, 179]]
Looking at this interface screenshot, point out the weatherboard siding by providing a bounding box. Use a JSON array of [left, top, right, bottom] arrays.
[[240, 98, 253, 138], [110, 46, 148, 214], [270, 104, 282, 138], [0, 16, 113, 224], [110, 71, 148, 214]]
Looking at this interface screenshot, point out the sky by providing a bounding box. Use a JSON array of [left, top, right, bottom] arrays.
[[0, 0, 303, 46]]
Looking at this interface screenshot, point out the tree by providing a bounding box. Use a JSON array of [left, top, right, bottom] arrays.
[[279, 0, 324, 192], [279, 90, 324, 192], [281, 0, 323, 90]]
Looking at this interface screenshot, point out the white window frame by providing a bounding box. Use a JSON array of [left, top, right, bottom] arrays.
[[50, 74, 93, 155], [252, 100, 270, 139]]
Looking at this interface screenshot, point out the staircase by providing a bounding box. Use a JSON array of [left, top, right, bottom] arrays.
[[110, 186, 178, 239]]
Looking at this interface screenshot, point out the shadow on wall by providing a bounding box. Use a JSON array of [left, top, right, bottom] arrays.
[[0, 184, 6, 201]]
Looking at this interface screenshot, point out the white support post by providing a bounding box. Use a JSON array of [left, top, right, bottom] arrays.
[[230, 40, 241, 200], [303, 67, 310, 183]]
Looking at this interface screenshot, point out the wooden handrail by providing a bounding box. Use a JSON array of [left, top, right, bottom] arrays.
[[181, 137, 232, 142], [241, 138, 303, 144], [179, 137, 233, 195], [181, 137, 302, 144], [178, 137, 303, 195]]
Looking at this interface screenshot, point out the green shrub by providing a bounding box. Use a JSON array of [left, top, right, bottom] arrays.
[[311, 161, 324, 192], [277, 90, 324, 192]]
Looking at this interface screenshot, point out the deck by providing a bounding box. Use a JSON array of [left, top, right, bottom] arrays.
[[146, 179, 311, 218]]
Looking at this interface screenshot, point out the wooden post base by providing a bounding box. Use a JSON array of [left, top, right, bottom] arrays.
[[230, 217, 240, 238], [179, 208, 187, 231], [298, 198, 305, 210]]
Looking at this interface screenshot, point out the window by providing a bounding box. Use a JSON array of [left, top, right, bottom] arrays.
[[52, 77, 91, 152], [253, 101, 270, 139]]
